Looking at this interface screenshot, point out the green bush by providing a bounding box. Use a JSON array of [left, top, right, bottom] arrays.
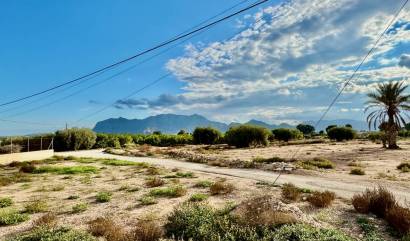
[[225, 125, 271, 148], [94, 134, 120, 148], [189, 193, 209, 202], [8, 227, 96, 241], [0, 208, 29, 226], [272, 128, 303, 142], [54, 128, 96, 151], [0, 197, 13, 208], [95, 192, 112, 203], [269, 224, 354, 241], [296, 124, 315, 135], [72, 203, 88, 213], [399, 130, 410, 138], [327, 127, 356, 141], [193, 127, 222, 145], [367, 131, 383, 142], [326, 125, 337, 133]]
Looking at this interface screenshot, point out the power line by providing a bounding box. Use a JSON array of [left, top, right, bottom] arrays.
[[0, 0, 268, 108], [272, 0, 409, 185]]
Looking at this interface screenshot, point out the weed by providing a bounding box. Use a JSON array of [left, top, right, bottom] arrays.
[[19, 163, 37, 173], [80, 175, 92, 185], [139, 196, 158, 205], [0, 208, 29, 226], [194, 180, 213, 188], [298, 157, 335, 169], [24, 199, 48, 213], [72, 203, 88, 213], [0, 197, 13, 208], [67, 195, 80, 200], [146, 167, 161, 175], [149, 185, 187, 198], [51, 185, 65, 191], [385, 205, 410, 235], [253, 156, 287, 164], [397, 162, 410, 173], [350, 168, 366, 175], [34, 166, 99, 175], [9, 226, 96, 241], [88, 216, 128, 241], [96, 191, 112, 203], [356, 217, 384, 241], [145, 177, 165, 188], [176, 172, 195, 178], [189, 193, 209, 202], [281, 183, 301, 201], [102, 159, 149, 167], [307, 191, 336, 208], [352, 187, 396, 218], [131, 219, 164, 241], [210, 181, 234, 195], [34, 212, 58, 228]]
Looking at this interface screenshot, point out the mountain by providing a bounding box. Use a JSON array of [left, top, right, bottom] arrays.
[[304, 119, 369, 131], [245, 119, 294, 129], [93, 114, 229, 134]]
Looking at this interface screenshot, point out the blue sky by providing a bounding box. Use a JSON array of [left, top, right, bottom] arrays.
[[0, 0, 409, 135]]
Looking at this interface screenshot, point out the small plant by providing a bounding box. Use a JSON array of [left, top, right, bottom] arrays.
[[397, 162, 410, 173], [356, 217, 384, 241], [33, 165, 99, 175], [139, 196, 158, 205], [189, 193, 209, 202], [67, 195, 80, 200], [19, 163, 37, 173], [51, 185, 65, 191], [210, 181, 234, 195], [96, 192, 112, 203], [34, 212, 58, 228], [102, 159, 148, 167], [307, 191, 336, 208], [72, 203, 88, 213], [176, 172, 195, 178], [9, 226, 96, 240], [298, 157, 335, 169], [149, 185, 187, 198], [350, 168, 365, 175], [281, 183, 301, 201], [145, 176, 165, 188], [194, 180, 213, 188], [0, 197, 13, 208], [253, 156, 287, 164], [88, 216, 128, 240], [130, 219, 164, 241], [352, 186, 396, 218], [385, 205, 410, 235], [0, 208, 29, 226], [24, 199, 48, 213]]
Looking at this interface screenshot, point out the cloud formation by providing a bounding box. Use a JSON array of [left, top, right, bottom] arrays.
[[119, 0, 410, 123]]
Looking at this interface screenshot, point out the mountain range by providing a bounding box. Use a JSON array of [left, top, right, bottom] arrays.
[[93, 114, 369, 134]]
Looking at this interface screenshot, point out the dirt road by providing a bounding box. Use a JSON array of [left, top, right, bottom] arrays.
[[60, 149, 410, 203]]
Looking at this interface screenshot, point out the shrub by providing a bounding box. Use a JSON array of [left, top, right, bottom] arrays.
[[296, 124, 315, 135], [72, 203, 88, 213], [210, 181, 234, 195], [94, 133, 121, 148], [145, 177, 165, 188], [34, 166, 99, 175], [298, 157, 335, 169], [281, 183, 301, 201], [19, 163, 37, 173], [9, 227, 96, 241], [0, 144, 22, 154], [194, 180, 213, 188], [54, 128, 96, 151], [189, 193, 209, 202], [327, 127, 356, 141], [96, 192, 112, 203], [272, 128, 303, 142], [352, 187, 396, 218], [131, 220, 164, 241], [356, 217, 383, 241], [0, 208, 29, 226], [225, 125, 271, 148], [139, 196, 158, 206], [326, 125, 338, 133], [149, 185, 187, 198], [193, 127, 222, 145], [34, 212, 58, 228], [24, 199, 48, 213], [385, 205, 410, 235], [0, 197, 13, 208], [367, 131, 383, 142], [350, 168, 365, 175], [117, 134, 133, 147], [270, 224, 354, 241], [307, 191, 336, 208], [398, 162, 410, 173], [88, 216, 127, 240]]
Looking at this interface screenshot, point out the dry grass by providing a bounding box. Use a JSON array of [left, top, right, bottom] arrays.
[[385, 205, 410, 235], [352, 186, 396, 218], [131, 219, 164, 241], [209, 181, 234, 195], [33, 212, 58, 228], [307, 191, 336, 208], [145, 177, 165, 188], [350, 168, 365, 175], [281, 183, 301, 201], [24, 199, 48, 213], [88, 216, 129, 241]]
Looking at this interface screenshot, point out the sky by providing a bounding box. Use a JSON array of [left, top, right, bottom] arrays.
[[0, 0, 409, 135]]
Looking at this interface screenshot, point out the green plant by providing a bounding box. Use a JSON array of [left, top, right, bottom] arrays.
[[102, 159, 148, 167], [298, 157, 335, 169], [139, 196, 158, 205], [194, 180, 213, 188], [193, 127, 222, 145], [272, 128, 304, 142], [130, 219, 164, 241], [281, 183, 301, 201], [307, 191, 336, 208], [225, 125, 271, 147], [72, 203, 88, 213], [356, 217, 384, 241], [210, 181, 234, 195], [149, 185, 187, 198], [350, 168, 366, 175], [9, 227, 96, 241], [96, 192, 112, 203], [24, 199, 48, 213], [327, 127, 356, 141], [0, 197, 13, 208], [398, 162, 410, 173], [33, 166, 99, 175], [54, 128, 97, 151], [270, 224, 354, 241], [253, 156, 287, 164], [296, 124, 315, 135], [189, 193, 209, 202], [0, 208, 29, 226]]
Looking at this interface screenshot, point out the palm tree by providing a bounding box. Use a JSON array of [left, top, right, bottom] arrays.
[[365, 81, 410, 149]]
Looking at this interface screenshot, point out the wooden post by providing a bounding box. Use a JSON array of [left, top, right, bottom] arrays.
[[27, 137, 30, 152], [40, 137, 43, 151]]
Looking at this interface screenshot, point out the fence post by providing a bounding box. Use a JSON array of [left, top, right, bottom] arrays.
[[10, 137, 13, 154], [27, 137, 30, 152], [40, 137, 43, 151]]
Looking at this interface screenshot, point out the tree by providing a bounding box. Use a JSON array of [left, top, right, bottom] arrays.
[[326, 125, 337, 133], [365, 81, 410, 149], [345, 124, 352, 128], [192, 127, 221, 145], [296, 124, 315, 135]]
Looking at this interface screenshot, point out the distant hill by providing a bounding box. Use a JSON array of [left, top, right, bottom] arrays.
[[304, 119, 369, 131], [93, 114, 368, 134]]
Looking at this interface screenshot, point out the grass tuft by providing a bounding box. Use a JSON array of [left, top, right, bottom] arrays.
[[0, 197, 13, 208], [145, 177, 165, 188], [307, 191, 336, 208], [24, 199, 48, 213], [149, 185, 187, 198], [33, 165, 99, 175], [298, 157, 335, 169], [210, 181, 234, 195], [0, 208, 29, 226], [189, 193, 209, 202], [139, 196, 158, 205], [96, 192, 112, 203], [194, 180, 213, 188], [281, 183, 301, 201], [350, 168, 365, 175], [72, 203, 88, 213]]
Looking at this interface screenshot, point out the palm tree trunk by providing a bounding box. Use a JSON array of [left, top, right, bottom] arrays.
[[387, 114, 399, 149]]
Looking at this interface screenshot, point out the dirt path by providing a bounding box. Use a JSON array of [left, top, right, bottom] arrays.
[[60, 149, 410, 203]]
